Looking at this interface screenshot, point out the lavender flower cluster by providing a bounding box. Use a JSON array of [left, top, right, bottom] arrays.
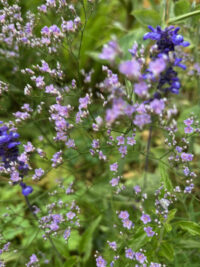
[[0, 0, 199, 266]]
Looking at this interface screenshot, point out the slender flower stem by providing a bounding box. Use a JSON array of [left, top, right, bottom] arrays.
[[143, 125, 153, 190], [24, 195, 65, 263]]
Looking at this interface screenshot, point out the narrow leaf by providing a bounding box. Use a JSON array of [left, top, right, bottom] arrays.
[[175, 221, 200, 236], [132, 9, 161, 27], [169, 10, 200, 23]]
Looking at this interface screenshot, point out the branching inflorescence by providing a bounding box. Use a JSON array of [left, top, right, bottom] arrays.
[[0, 0, 199, 266]]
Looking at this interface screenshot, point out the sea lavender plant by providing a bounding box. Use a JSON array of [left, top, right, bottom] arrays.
[[0, 0, 199, 266]]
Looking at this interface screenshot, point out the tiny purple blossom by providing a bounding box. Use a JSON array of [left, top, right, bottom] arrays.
[[134, 114, 151, 129], [116, 135, 125, 145], [118, 210, 129, 219], [134, 185, 141, 194], [183, 167, 190, 176], [122, 219, 133, 229], [119, 59, 141, 78], [110, 162, 118, 172], [144, 226, 155, 237], [64, 227, 71, 241], [110, 177, 119, 187], [135, 252, 147, 264], [149, 57, 166, 76], [66, 211, 76, 220], [125, 248, 135, 259], [108, 241, 117, 251], [96, 256, 107, 267], [181, 152, 193, 162], [150, 99, 165, 114], [26, 254, 39, 267], [184, 126, 193, 134], [140, 214, 151, 224], [134, 81, 148, 97], [99, 41, 119, 62], [184, 118, 193, 126], [176, 146, 182, 153], [10, 171, 20, 182], [127, 136, 136, 146], [118, 145, 127, 158]]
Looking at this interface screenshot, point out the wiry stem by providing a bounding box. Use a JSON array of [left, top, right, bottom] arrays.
[[143, 125, 153, 190], [24, 195, 65, 263]]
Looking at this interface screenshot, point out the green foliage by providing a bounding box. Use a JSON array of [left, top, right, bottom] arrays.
[[174, 0, 190, 16], [79, 216, 102, 263], [159, 162, 173, 192], [175, 221, 200, 236], [0, 0, 200, 266], [132, 9, 162, 27]]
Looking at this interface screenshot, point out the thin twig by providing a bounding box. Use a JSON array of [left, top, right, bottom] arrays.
[[143, 125, 153, 190]]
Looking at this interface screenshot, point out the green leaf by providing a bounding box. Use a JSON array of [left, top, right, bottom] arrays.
[[129, 227, 150, 251], [174, 0, 190, 16], [169, 10, 200, 23], [175, 221, 200, 236], [166, 209, 177, 223], [132, 9, 162, 27], [159, 242, 174, 261], [178, 239, 200, 249], [79, 216, 102, 262], [159, 163, 173, 192]]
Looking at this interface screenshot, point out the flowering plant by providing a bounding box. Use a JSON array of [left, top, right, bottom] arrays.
[[0, 0, 200, 266]]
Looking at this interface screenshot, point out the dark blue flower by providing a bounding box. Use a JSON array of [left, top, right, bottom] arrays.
[[144, 25, 189, 54], [0, 124, 21, 168], [20, 182, 33, 196], [144, 25, 189, 96]]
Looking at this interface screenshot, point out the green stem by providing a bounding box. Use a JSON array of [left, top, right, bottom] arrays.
[[24, 195, 65, 263], [169, 10, 200, 23]]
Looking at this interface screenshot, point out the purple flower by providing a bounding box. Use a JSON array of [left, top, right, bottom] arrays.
[[122, 219, 133, 229], [35, 76, 45, 88], [99, 41, 119, 62], [149, 57, 166, 76], [118, 145, 127, 158], [184, 126, 193, 134], [134, 185, 141, 194], [181, 152, 193, 162], [144, 25, 189, 53], [144, 226, 155, 237], [176, 146, 182, 153], [65, 139, 75, 148], [110, 177, 119, 187], [110, 162, 118, 172], [150, 99, 165, 114], [20, 182, 33, 196], [108, 241, 117, 251], [66, 211, 76, 220], [33, 168, 44, 180], [79, 94, 91, 110], [133, 114, 151, 129], [118, 210, 129, 219], [64, 227, 71, 241], [11, 171, 21, 182], [125, 248, 135, 259], [134, 81, 148, 97], [62, 20, 74, 32], [127, 136, 136, 146], [26, 254, 39, 267], [183, 167, 190, 176], [140, 214, 151, 224], [135, 252, 147, 264], [119, 59, 141, 78], [96, 256, 107, 267], [116, 135, 125, 145]]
